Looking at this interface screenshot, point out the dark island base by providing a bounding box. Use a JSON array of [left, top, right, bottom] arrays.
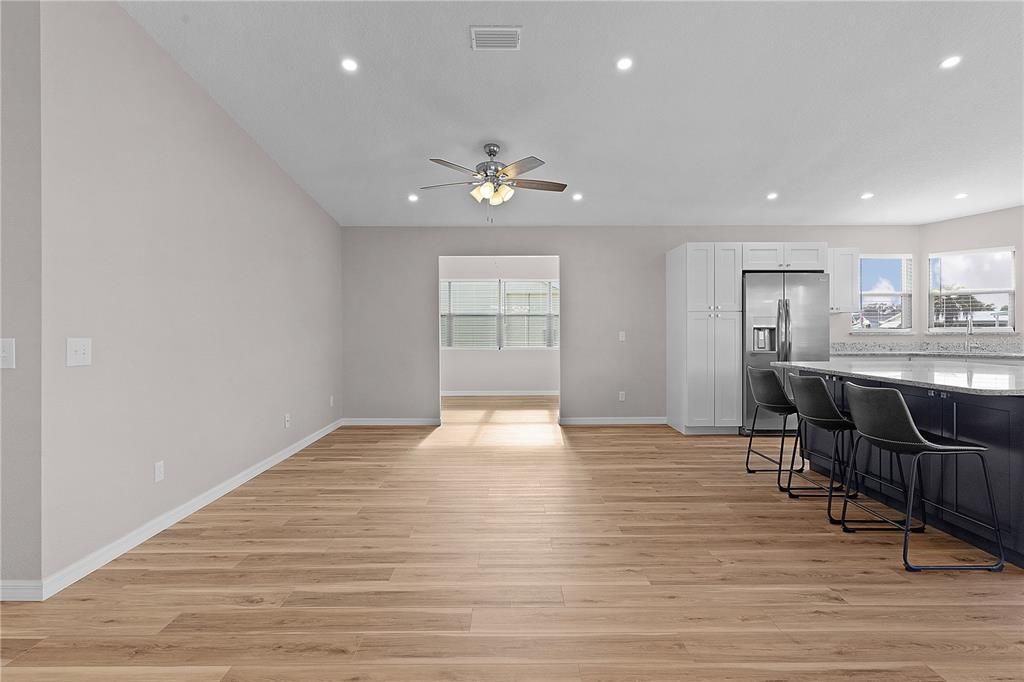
[[798, 370, 1024, 568]]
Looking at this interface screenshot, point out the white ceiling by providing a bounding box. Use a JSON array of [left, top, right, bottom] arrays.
[[122, 1, 1023, 227]]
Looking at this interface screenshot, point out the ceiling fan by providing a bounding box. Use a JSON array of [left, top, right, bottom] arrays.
[[420, 143, 567, 206]]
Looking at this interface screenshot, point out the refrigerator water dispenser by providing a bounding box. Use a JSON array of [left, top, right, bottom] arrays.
[[751, 326, 777, 353]]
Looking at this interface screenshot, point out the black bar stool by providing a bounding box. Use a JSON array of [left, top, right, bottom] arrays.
[[745, 367, 798, 490], [843, 383, 1005, 572], [785, 374, 856, 523]]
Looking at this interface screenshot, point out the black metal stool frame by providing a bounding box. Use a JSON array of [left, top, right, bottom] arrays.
[[744, 368, 801, 489], [744, 406, 800, 485], [901, 449, 1005, 571], [785, 423, 854, 524], [839, 434, 926, 534], [843, 382, 1005, 572]]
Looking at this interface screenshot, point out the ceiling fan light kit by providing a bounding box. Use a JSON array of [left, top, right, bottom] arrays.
[[422, 142, 567, 208]]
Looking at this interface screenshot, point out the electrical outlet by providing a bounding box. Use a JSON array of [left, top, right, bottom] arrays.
[[329, 395, 334, 407], [154, 460, 165, 483], [618, 391, 626, 402], [618, 330, 626, 342], [284, 413, 291, 428]]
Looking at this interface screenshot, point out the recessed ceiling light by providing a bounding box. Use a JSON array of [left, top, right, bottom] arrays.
[[572, 193, 583, 201], [340, 57, 358, 72], [407, 194, 418, 202], [766, 192, 778, 200], [860, 192, 874, 200], [955, 192, 968, 199], [616, 57, 633, 71], [939, 55, 962, 70]]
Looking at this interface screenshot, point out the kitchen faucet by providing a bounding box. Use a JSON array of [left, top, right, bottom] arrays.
[[964, 311, 981, 353]]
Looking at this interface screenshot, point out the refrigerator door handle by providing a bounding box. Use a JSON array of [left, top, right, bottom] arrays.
[[774, 296, 782, 360], [784, 298, 792, 361]]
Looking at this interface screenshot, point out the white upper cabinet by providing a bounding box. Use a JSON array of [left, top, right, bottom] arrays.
[[827, 247, 860, 313], [685, 243, 715, 311], [687, 242, 742, 311], [742, 243, 786, 270], [742, 242, 827, 271], [713, 243, 743, 311], [784, 243, 828, 270]]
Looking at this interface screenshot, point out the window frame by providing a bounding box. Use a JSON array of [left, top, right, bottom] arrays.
[[927, 246, 1016, 333], [439, 278, 560, 350], [851, 253, 914, 334]]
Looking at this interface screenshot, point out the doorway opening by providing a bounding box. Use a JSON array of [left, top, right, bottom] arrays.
[[438, 256, 560, 429]]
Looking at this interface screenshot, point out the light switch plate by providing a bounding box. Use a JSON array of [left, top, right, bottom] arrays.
[[0, 338, 14, 369], [66, 337, 92, 367]]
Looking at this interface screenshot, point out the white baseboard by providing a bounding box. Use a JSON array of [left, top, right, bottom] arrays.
[[441, 390, 560, 397], [0, 580, 44, 601], [679, 426, 742, 435], [559, 416, 668, 426], [1, 417, 345, 602], [340, 417, 441, 426]]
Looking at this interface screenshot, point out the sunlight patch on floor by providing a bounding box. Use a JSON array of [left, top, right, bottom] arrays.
[[417, 396, 564, 448]]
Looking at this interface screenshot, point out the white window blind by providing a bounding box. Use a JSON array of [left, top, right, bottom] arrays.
[[440, 279, 559, 349], [929, 248, 1015, 330]]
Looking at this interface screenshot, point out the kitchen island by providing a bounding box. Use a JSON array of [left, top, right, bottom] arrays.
[[774, 357, 1024, 566]]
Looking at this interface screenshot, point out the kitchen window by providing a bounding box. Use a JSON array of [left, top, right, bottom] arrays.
[[852, 254, 913, 331], [440, 279, 559, 349], [929, 247, 1015, 331]]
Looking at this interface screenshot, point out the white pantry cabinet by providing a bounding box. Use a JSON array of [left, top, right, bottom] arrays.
[[686, 242, 742, 311], [742, 242, 827, 271], [668, 242, 744, 433], [827, 247, 860, 313], [685, 311, 743, 428]]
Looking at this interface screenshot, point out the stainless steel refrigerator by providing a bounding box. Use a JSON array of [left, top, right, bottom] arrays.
[[742, 272, 830, 432]]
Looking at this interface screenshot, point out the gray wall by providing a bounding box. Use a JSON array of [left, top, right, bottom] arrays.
[[1, 0, 43, 583], [36, 2, 344, 578], [341, 224, 945, 421]]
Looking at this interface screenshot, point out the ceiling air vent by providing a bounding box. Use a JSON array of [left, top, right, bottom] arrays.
[[471, 25, 521, 51]]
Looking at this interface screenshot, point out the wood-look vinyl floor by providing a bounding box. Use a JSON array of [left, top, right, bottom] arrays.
[[2, 396, 1023, 681]]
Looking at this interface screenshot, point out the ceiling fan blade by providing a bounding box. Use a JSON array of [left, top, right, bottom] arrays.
[[419, 181, 479, 190], [511, 179, 567, 192], [499, 156, 544, 178], [429, 158, 481, 177]]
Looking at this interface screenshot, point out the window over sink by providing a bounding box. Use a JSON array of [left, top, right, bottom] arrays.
[[929, 247, 1015, 331]]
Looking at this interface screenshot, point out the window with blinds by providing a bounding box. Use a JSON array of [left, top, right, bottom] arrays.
[[853, 255, 913, 330], [440, 279, 559, 349], [929, 248, 1015, 330]]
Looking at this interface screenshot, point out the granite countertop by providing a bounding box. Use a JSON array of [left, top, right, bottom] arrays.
[[773, 358, 1024, 396], [832, 351, 1024, 360]]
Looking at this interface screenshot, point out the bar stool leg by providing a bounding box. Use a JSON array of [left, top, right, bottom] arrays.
[[902, 452, 1004, 572], [840, 435, 861, 532], [775, 414, 789, 491], [825, 431, 843, 523], [894, 454, 926, 534], [902, 453, 923, 570], [745, 405, 761, 471], [914, 455, 928, 530]]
